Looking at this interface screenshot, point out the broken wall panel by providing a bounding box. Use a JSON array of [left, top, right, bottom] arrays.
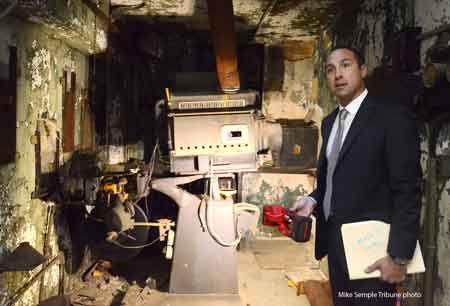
[[0, 19, 91, 306], [263, 45, 317, 120]]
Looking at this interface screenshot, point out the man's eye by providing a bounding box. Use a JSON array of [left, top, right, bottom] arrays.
[[342, 62, 351, 68]]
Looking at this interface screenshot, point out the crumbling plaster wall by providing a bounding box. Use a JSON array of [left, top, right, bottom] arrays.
[[16, 0, 108, 54], [0, 17, 88, 306], [316, 0, 413, 115], [263, 48, 317, 120], [0, 16, 20, 305], [415, 1, 450, 305], [314, 0, 450, 305]]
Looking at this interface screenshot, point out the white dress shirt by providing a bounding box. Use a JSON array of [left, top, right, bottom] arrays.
[[326, 89, 368, 158], [304, 89, 368, 207]]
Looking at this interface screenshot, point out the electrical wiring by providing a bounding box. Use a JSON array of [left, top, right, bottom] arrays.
[[205, 198, 242, 247], [203, 160, 242, 247], [92, 202, 163, 250], [107, 235, 162, 249], [197, 196, 207, 232], [140, 141, 159, 214]]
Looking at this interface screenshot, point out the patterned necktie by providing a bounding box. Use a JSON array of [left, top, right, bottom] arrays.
[[323, 109, 349, 220]]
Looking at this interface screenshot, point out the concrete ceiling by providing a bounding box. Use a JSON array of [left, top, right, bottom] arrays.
[[110, 0, 361, 44]]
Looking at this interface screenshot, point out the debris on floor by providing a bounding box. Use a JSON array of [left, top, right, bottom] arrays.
[[68, 251, 170, 306], [36, 295, 71, 306], [71, 273, 130, 306], [49, 237, 323, 306], [285, 267, 328, 295]]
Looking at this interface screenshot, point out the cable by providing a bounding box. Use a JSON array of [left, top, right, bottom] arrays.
[[97, 202, 160, 250], [205, 198, 242, 247], [141, 141, 159, 214], [106, 235, 162, 249], [197, 196, 207, 232], [203, 160, 242, 247]]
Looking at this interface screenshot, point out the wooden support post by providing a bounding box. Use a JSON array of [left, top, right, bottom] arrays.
[[206, 0, 240, 93]]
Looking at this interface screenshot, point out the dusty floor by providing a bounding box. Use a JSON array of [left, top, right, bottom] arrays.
[[69, 234, 326, 306]]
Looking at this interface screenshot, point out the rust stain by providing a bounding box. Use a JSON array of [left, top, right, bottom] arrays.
[[292, 144, 302, 155]]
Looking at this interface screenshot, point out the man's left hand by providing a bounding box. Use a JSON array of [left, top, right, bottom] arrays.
[[364, 256, 407, 284]]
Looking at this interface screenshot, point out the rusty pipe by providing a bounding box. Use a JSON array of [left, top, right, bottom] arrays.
[[206, 0, 240, 92]]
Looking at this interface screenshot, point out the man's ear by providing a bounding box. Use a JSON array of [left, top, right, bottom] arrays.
[[361, 65, 368, 78]]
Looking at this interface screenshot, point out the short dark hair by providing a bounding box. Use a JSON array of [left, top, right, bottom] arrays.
[[329, 45, 365, 66]]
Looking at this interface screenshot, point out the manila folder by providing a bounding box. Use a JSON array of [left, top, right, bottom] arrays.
[[341, 220, 425, 280]]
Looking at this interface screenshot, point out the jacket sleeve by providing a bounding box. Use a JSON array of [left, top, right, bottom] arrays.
[[385, 104, 422, 259]]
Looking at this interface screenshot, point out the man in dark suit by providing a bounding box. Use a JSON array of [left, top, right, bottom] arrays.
[[292, 46, 421, 306]]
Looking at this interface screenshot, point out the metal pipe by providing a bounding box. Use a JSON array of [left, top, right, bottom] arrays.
[[5, 253, 62, 306], [206, 0, 240, 92], [133, 222, 175, 227], [38, 206, 54, 302]]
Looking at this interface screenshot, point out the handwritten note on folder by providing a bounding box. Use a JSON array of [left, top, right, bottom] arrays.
[[341, 221, 426, 280]]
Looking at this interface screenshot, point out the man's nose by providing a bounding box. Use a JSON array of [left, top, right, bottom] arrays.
[[335, 67, 343, 79]]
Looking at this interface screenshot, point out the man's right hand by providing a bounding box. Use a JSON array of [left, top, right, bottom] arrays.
[[290, 196, 316, 217]]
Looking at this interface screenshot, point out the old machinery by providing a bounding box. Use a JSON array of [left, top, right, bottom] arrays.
[[85, 168, 176, 262], [148, 90, 281, 299], [166, 91, 283, 175]]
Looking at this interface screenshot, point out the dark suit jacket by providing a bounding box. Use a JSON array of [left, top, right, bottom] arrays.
[[310, 94, 421, 261]]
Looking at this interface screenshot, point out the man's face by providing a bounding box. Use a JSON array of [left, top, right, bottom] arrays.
[[325, 48, 368, 106]]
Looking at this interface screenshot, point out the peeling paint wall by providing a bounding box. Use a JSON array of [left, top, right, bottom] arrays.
[[241, 173, 314, 209], [416, 0, 450, 64], [263, 47, 318, 120], [315, 0, 450, 305], [0, 17, 89, 306], [17, 0, 109, 54], [111, 0, 342, 45], [316, 0, 414, 115], [415, 1, 450, 305], [433, 125, 450, 306]]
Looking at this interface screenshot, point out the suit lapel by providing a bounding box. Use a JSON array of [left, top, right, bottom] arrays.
[[336, 95, 376, 165]]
